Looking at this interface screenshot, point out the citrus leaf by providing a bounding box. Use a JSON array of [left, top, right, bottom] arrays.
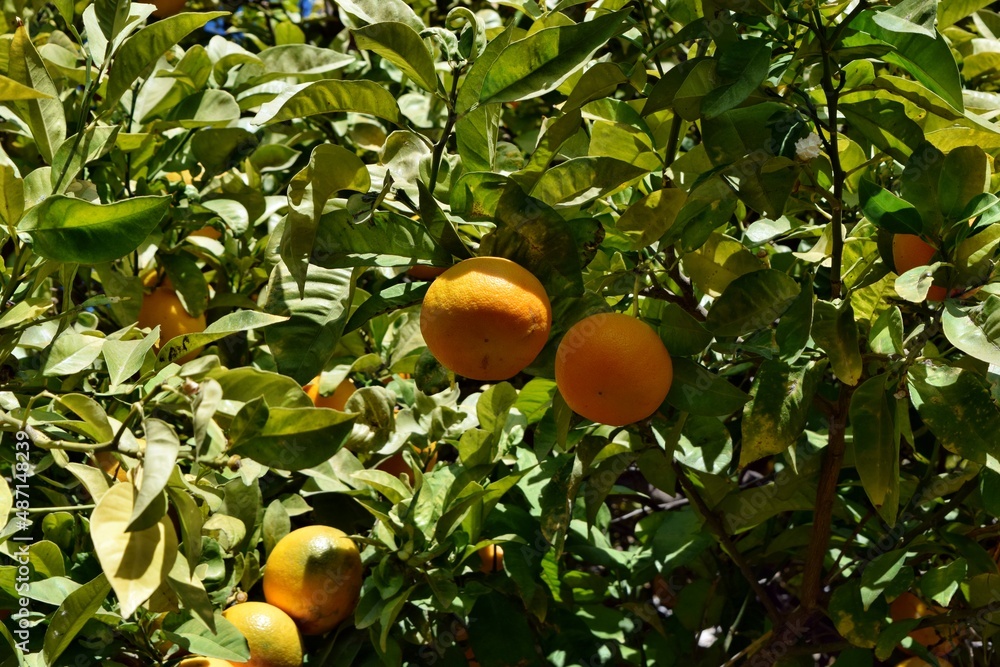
[[90, 482, 178, 618], [229, 406, 356, 470], [41, 574, 111, 665], [18, 195, 169, 263], [740, 360, 825, 467], [252, 79, 401, 125], [812, 300, 863, 386], [104, 12, 229, 110], [157, 310, 288, 364], [942, 298, 1000, 366], [353, 22, 438, 93], [701, 38, 770, 119], [850, 374, 900, 525], [129, 418, 180, 531], [705, 269, 800, 337], [478, 9, 630, 105]]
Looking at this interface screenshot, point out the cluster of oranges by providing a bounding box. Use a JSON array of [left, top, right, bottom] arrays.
[[418, 256, 674, 426], [179, 526, 363, 667]]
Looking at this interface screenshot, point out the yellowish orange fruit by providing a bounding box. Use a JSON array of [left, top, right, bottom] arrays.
[[478, 544, 504, 574], [152, 0, 186, 19], [377, 443, 438, 478], [304, 377, 356, 411], [555, 312, 673, 426], [190, 226, 222, 240], [178, 659, 232, 667], [889, 592, 957, 656], [407, 265, 448, 280], [420, 257, 551, 381], [263, 526, 363, 636], [892, 234, 947, 302], [222, 601, 304, 667], [137, 286, 206, 357], [95, 451, 127, 483], [895, 659, 953, 667]]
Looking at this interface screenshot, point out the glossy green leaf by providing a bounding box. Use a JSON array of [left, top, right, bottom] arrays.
[[252, 79, 401, 125], [229, 406, 356, 470], [129, 418, 180, 531], [850, 374, 899, 525], [740, 360, 825, 467], [41, 574, 111, 665], [942, 298, 1000, 367], [157, 311, 288, 364], [701, 38, 770, 119], [909, 361, 1000, 473], [859, 179, 924, 234], [19, 195, 168, 263], [353, 22, 438, 93], [706, 269, 800, 337], [8, 26, 66, 163], [104, 12, 228, 110], [337, 0, 424, 30], [812, 300, 863, 386], [665, 359, 749, 417], [478, 10, 629, 104]]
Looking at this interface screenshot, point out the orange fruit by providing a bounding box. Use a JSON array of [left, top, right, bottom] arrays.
[[263, 526, 363, 636], [137, 286, 206, 360], [95, 451, 128, 483], [152, 0, 186, 18], [407, 265, 448, 280], [555, 312, 673, 426], [222, 601, 303, 667], [304, 377, 356, 411], [892, 234, 948, 302], [419, 257, 552, 381], [889, 592, 957, 656], [190, 226, 221, 240], [178, 659, 232, 667], [377, 443, 438, 478], [478, 544, 504, 573], [895, 659, 953, 667]]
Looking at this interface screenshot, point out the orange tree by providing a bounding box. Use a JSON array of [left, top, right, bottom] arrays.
[[2, 0, 1000, 665]]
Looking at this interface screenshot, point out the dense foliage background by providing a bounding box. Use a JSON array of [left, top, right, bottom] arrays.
[[4, 0, 1000, 664]]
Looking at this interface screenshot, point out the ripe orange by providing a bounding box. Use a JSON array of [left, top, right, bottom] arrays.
[[889, 592, 957, 656], [407, 265, 448, 280], [222, 601, 304, 667], [263, 526, 363, 636], [95, 451, 127, 483], [892, 234, 947, 302], [304, 377, 356, 411], [376, 443, 438, 478], [151, 0, 186, 18], [190, 226, 222, 240], [555, 312, 673, 426], [895, 659, 953, 667], [137, 286, 206, 359], [419, 257, 552, 381], [478, 544, 504, 573], [178, 659, 232, 667]]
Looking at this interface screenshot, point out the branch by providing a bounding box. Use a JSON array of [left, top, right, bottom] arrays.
[[673, 461, 784, 625]]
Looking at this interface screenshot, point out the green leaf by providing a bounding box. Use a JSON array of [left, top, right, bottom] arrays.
[[51, 125, 120, 192], [8, 26, 67, 164], [252, 79, 401, 125], [859, 179, 924, 234], [260, 263, 355, 384], [616, 188, 687, 250], [675, 416, 732, 475], [812, 300, 863, 386], [840, 98, 924, 161], [909, 361, 1000, 473], [829, 581, 886, 648], [665, 359, 749, 417], [229, 406, 356, 470], [740, 360, 825, 467], [701, 38, 770, 119], [530, 156, 648, 207], [162, 614, 250, 662], [95, 0, 131, 41], [939, 0, 994, 27], [336, 0, 424, 31], [281, 145, 370, 293], [311, 209, 451, 268], [344, 282, 429, 334], [919, 558, 966, 606], [0, 74, 53, 101], [129, 418, 180, 531], [654, 302, 712, 357], [158, 310, 288, 364], [18, 195, 169, 263], [850, 374, 900, 525], [353, 22, 438, 93], [853, 9, 963, 111], [942, 298, 1000, 366], [104, 12, 229, 110], [103, 330, 158, 386], [41, 574, 111, 665], [706, 269, 800, 337], [478, 9, 630, 105], [860, 550, 910, 610], [938, 146, 990, 220]]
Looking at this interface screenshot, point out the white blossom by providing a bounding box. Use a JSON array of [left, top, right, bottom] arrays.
[[795, 133, 823, 161]]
